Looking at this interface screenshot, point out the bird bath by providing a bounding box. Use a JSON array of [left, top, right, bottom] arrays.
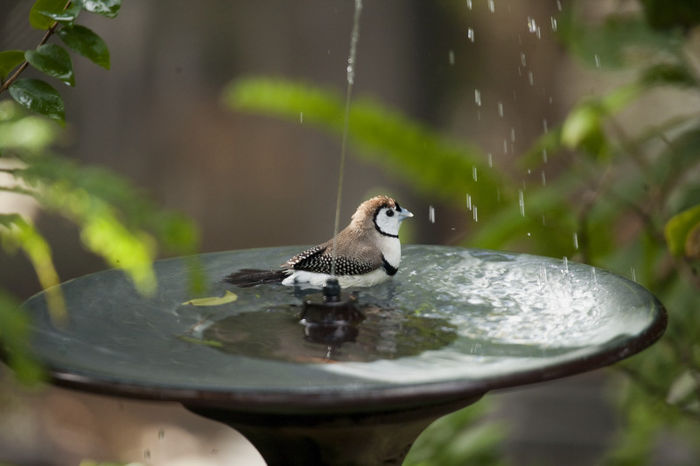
[[19, 245, 666, 465]]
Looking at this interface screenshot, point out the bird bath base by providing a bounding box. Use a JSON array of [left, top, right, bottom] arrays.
[[186, 395, 480, 465], [15, 246, 666, 465]]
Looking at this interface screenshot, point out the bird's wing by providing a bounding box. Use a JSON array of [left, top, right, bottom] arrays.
[[285, 244, 379, 276]]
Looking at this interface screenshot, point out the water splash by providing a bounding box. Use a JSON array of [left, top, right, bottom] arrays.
[[331, 0, 363, 276], [527, 17, 537, 33]]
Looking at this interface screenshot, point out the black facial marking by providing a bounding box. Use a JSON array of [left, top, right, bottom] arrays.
[[382, 255, 398, 276], [395, 203, 402, 212]]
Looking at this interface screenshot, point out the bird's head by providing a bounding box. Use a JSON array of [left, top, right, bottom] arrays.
[[351, 195, 413, 237]]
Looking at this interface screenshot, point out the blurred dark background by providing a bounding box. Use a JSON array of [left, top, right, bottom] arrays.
[[0, 1, 645, 464]]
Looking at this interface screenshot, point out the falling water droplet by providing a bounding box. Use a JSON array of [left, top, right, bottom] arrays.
[[542, 118, 549, 133], [528, 71, 534, 86], [630, 267, 637, 282], [488, 0, 495, 13], [428, 205, 436, 223], [520, 52, 527, 66], [487, 152, 493, 167], [556, 0, 562, 11], [536, 26, 542, 39], [542, 148, 548, 163], [472, 166, 478, 181], [466, 0, 472, 9], [527, 17, 537, 33], [467, 28, 475, 42], [158, 428, 165, 440], [563, 256, 569, 273], [550, 16, 558, 31], [466, 193, 472, 211], [527, 232, 532, 237], [473, 205, 478, 222], [594, 53, 601, 68], [497, 101, 504, 117], [573, 233, 579, 250], [144, 450, 151, 460], [510, 127, 516, 142], [503, 139, 508, 154], [474, 88, 482, 106], [518, 190, 525, 216], [299, 112, 304, 124], [541, 170, 547, 186], [448, 49, 455, 65]]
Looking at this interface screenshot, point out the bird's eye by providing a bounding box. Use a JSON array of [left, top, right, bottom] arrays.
[[386, 209, 394, 217]]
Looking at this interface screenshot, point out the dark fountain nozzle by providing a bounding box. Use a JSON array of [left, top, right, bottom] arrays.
[[300, 278, 364, 348]]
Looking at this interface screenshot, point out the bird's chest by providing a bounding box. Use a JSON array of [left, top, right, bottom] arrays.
[[377, 236, 401, 266]]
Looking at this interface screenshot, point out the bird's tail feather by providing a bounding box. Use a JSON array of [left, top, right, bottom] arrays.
[[224, 269, 287, 287]]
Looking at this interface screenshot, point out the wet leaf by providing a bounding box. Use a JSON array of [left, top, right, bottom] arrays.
[[37, 2, 82, 23], [664, 204, 700, 257], [0, 290, 44, 384], [79, 0, 122, 18], [182, 290, 238, 307], [29, 0, 67, 30], [0, 50, 25, 80], [25, 43, 75, 86], [58, 24, 110, 69], [8, 78, 65, 123]]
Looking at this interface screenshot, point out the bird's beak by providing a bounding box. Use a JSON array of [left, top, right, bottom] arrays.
[[399, 208, 414, 220]]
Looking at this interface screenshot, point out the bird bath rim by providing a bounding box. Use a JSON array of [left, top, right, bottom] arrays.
[[18, 245, 667, 415]]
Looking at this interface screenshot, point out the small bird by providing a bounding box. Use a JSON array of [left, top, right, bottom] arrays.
[[225, 195, 413, 288]]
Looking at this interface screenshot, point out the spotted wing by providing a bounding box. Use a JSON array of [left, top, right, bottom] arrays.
[[286, 245, 377, 276]]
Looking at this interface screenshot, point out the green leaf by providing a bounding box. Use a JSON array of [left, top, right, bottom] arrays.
[[79, 0, 122, 18], [664, 204, 700, 257], [640, 63, 698, 88], [0, 214, 66, 323], [29, 0, 67, 30], [8, 78, 65, 123], [224, 77, 508, 215], [182, 290, 238, 307], [0, 289, 44, 384], [58, 24, 110, 69], [37, 2, 82, 23], [0, 50, 25, 80], [558, 9, 683, 69], [25, 43, 75, 86]]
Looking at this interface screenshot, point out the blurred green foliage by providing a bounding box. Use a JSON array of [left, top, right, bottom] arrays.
[[0, 1, 199, 384], [225, 1, 700, 464]]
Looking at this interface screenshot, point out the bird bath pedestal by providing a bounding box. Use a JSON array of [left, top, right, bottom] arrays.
[[18, 246, 666, 465]]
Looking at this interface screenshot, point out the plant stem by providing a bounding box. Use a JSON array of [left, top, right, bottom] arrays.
[[0, 1, 71, 95]]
